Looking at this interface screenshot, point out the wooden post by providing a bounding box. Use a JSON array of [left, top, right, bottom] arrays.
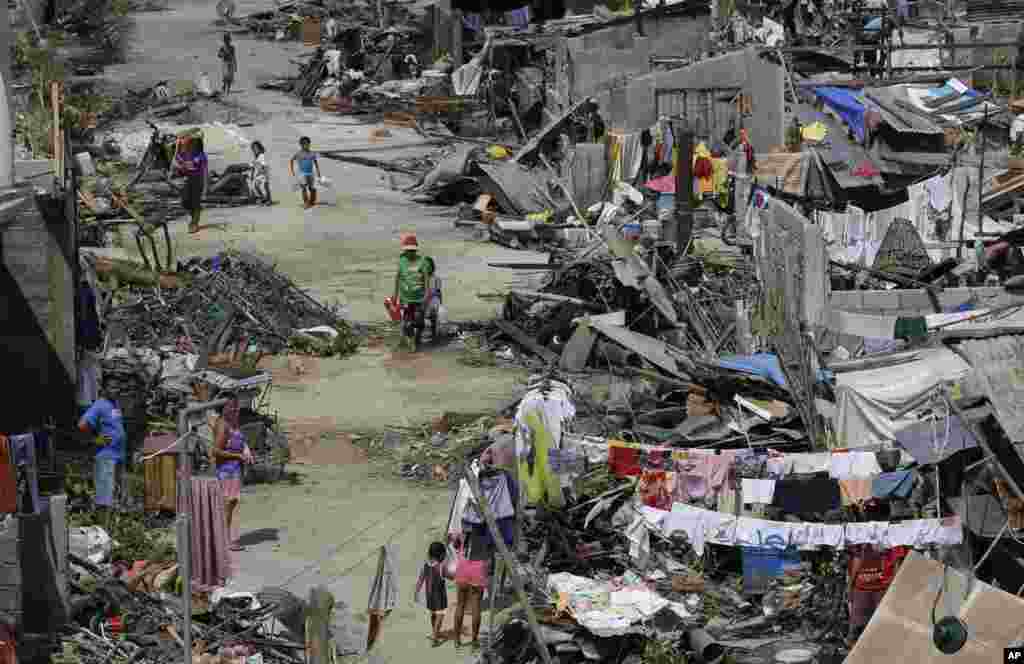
[[464, 466, 553, 664], [51, 81, 63, 183], [978, 107, 987, 242], [674, 126, 694, 252]]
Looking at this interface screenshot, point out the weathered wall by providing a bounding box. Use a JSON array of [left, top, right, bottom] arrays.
[[830, 287, 1024, 316], [652, 48, 784, 150], [640, 12, 712, 58], [562, 25, 657, 131], [0, 183, 78, 434]]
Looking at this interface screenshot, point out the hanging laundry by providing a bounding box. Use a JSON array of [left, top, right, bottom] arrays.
[[692, 142, 714, 195], [0, 438, 16, 514], [514, 380, 574, 508], [894, 316, 928, 342], [77, 280, 102, 351], [463, 470, 517, 523], [506, 5, 530, 29], [10, 433, 39, 513], [839, 479, 874, 505], [462, 13, 483, 32], [177, 477, 231, 590], [801, 121, 828, 142], [638, 470, 675, 510], [741, 479, 776, 504], [608, 441, 642, 477]]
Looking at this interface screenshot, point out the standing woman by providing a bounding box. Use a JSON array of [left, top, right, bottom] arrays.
[[212, 394, 250, 551], [177, 136, 208, 233], [218, 33, 237, 96]]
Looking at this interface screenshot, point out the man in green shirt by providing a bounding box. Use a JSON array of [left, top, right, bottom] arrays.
[[393, 233, 435, 349]]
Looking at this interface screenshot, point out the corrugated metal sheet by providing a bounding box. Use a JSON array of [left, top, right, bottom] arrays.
[[864, 86, 945, 135], [954, 334, 1024, 443]]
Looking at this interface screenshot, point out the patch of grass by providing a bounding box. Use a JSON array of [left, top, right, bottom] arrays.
[[458, 334, 496, 367]]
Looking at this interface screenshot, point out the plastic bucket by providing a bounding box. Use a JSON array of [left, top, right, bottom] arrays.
[[384, 297, 402, 322]]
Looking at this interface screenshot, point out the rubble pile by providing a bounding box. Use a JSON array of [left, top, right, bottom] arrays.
[[63, 553, 312, 664], [105, 250, 350, 355]]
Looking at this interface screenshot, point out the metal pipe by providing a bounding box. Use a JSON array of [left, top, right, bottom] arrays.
[[175, 398, 229, 664]]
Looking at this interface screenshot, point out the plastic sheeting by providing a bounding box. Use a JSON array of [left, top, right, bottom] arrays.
[[814, 87, 866, 142], [834, 347, 972, 449], [546, 572, 669, 637]]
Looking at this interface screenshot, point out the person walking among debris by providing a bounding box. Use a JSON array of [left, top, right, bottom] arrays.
[[393, 233, 435, 349], [289, 136, 321, 209], [78, 374, 126, 516], [451, 528, 489, 650], [414, 541, 449, 646], [218, 33, 237, 96], [176, 135, 208, 233], [248, 140, 271, 205], [212, 394, 252, 551]]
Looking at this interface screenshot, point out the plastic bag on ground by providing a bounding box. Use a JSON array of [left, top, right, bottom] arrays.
[[69, 526, 112, 564], [195, 73, 214, 97], [317, 176, 338, 206]]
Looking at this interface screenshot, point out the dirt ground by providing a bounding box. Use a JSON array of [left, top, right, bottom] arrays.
[[98, 2, 540, 660]]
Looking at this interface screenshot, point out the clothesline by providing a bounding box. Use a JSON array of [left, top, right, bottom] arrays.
[[565, 436, 900, 480], [636, 502, 963, 554]]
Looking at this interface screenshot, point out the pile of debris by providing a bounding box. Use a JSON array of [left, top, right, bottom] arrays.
[[63, 552, 322, 664], [104, 250, 353, 355]]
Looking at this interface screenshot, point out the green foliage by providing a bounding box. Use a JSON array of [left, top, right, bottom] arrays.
[[69, 508, 175, 563], [643, 638, 684, 664]]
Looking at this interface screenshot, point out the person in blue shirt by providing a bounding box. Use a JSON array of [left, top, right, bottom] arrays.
[[78, 375, 126, 512], [288, 136, 321, 209]]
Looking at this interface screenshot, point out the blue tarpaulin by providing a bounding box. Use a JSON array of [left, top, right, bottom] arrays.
[[814, 87, 867, 142], [717, 353, 832, 389]]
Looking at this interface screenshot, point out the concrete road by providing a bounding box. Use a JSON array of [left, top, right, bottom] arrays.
[[103, 2, 541, 660]]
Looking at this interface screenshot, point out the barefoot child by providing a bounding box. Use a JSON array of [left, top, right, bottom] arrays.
[[414, 541, 448, 646]]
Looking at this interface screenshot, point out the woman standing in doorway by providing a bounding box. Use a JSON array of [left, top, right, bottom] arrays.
[[177, 136, 208, 233], [212, 394, 250, 551]]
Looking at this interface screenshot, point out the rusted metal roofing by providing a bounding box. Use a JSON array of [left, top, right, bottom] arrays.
[[953, 334, 1024, 443]]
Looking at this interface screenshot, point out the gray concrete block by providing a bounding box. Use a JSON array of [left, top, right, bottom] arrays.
[[864, 290, 903, 311], [898, 290, 933, 314], [830, 290, 863, 310]]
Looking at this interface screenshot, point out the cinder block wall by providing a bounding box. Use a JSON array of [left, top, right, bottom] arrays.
[[567, 31, 651, 100], [642, 13, 712, 58], [830, 287, 1024, 316]]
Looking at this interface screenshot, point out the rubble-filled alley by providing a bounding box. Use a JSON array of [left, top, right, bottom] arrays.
[[4, 0, 1024, 661]]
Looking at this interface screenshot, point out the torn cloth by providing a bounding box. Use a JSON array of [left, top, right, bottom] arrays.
[[367, 545, 399, 613]]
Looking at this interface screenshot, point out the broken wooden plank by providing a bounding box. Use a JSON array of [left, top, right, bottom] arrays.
[[560, 322, 596, 372], [513, 96, 595, 165], [509, 290, 602, 309], [494, 319, 559, 364]]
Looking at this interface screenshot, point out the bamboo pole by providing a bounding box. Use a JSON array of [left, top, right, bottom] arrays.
[[463, 465, 553, 664]]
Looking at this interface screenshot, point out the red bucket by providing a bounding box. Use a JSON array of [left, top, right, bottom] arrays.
[[384, 297, 402, 322]]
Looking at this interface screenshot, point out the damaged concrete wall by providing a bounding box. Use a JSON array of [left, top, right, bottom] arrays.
[[652, 47, 784, 149], [831, 287, 1024, 316], [0, 184, 78, 433], [640, 12, 712, 58], [971, 22, 1022, 89], [566, 28, 651, 100]]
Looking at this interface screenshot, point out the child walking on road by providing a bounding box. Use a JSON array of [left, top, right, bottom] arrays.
[[289, 136, 321, 209], [415, 541, 449, 646]]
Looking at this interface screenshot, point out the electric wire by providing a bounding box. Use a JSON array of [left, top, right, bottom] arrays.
[[273, 494, 435, 589]]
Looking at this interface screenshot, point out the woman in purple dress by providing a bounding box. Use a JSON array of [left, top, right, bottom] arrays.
[[212, 395, 250, 551]]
